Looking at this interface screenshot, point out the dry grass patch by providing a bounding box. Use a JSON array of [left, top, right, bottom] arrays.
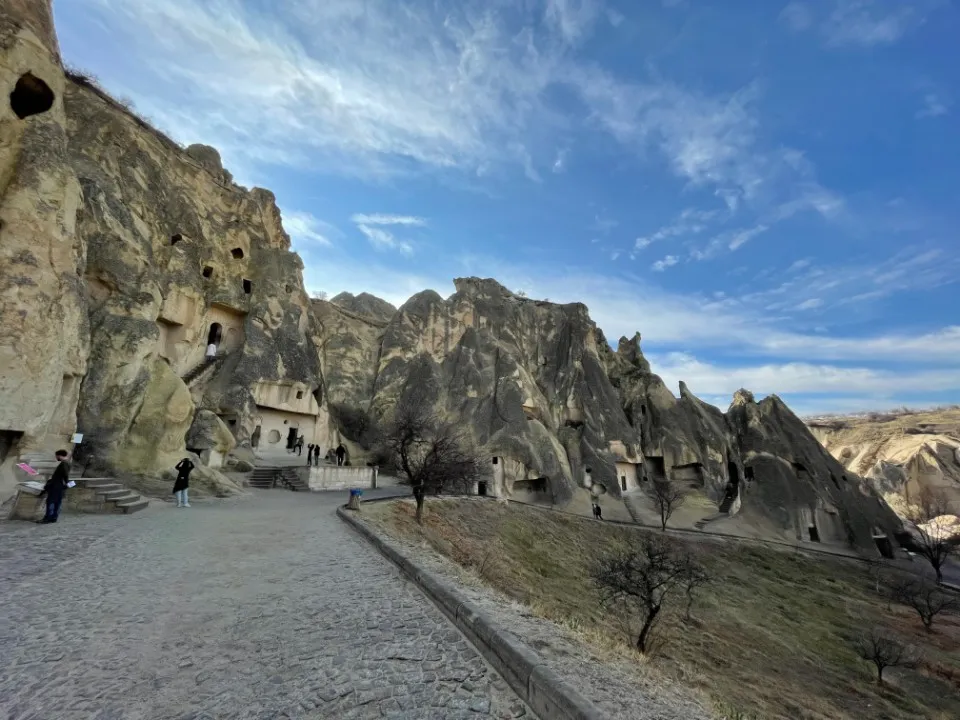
[[364, 498, 960, 720]]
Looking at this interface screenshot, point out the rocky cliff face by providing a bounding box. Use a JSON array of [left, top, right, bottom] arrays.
[[1, 0, 329, 500], [317, 278, 901, 550], [810, 409, 960, 518], [65, 80, 325, 484], [0, 0, 88, 497]]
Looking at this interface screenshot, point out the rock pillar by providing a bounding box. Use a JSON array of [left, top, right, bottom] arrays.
[[0, 0, 87, 495]]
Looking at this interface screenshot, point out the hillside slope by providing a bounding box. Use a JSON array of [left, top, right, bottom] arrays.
[[809, 408, 960, 516]]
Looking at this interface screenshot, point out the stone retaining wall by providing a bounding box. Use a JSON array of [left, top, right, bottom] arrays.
[[302, 465, 377, 491]]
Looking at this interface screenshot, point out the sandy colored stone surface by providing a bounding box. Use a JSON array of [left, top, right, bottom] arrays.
[[0, 491, 530, 719]]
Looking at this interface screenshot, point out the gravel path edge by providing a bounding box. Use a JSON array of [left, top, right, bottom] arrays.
[[337, 506, 608, 720]]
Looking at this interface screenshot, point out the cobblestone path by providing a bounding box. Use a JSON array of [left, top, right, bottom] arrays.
[[0, 491, 529, 719]]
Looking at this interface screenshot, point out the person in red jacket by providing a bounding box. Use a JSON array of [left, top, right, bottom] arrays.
[[38, 450, 71, 524]]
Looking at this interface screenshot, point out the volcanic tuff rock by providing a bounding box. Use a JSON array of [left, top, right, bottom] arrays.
[[809, 408, 960, 517], [1, 0, 901, 550], [317, 278, 901, 549]]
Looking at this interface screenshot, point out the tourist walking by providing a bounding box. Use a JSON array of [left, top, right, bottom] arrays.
[[335, 443, 346, 467], [38, 450, 71, 524], [173, 457, 194, 507], [312, 443, 321, 466], [205, 342, 217, 362], [296, 435, 304, 456]]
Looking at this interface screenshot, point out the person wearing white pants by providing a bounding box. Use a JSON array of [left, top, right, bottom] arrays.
[[173, 457, 194, 508]]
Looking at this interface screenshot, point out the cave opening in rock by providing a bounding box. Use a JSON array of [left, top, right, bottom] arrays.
[[296, 390, 304, 399], [171, 234, 183, 245], [242, 279, 252, 294], [202, 266, 214, 279], [808, 524, 821, 542], [727, 461, 740, 488], [478, 480, 487, 496], [207, 323, 222, 346], [10, 73, 54, 120], [231, 248, 244, 259]]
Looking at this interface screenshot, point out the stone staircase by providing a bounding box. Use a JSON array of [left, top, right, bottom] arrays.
[[248, 466, 279, 489], [248, 466, 309, 491], [278, 467, 309, 492], [622, 490, 646, 523], [16, 453, 149, 515], [182, 353, 228, 387]]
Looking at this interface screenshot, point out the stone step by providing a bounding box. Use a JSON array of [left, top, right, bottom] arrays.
[[117, 498, 149, 514], [109, 493, 141, 505], [97, 488, 128, 500], [81, 478, 120, 488]]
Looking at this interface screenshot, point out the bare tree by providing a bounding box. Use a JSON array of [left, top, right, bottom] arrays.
[[854, 627, 919, 685], [384, 394, 482, 525], [893, 579, 960, 632], [679, 552, 711, 622], [903, 487, 957, 584], [590, 533, 705, 654], [311, 290, 329, 301], [651, 479, 687, 531]]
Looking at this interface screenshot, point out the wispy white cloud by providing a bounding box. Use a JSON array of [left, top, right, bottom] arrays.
[[651, 255, 680, 272], [649, 351, 960, 401], [635, 208, 721, 250], [917, 92, 949, 118], [350, 213, 425, 255], [545, 0, 603, 45], [728, 224, 769, 251], [779, 2, 815, 31], [783, 0, 943, 48], [795, 298, 823, 311], [282, 210, 337, 248], [552, 147, 569, 173], [350, 214, 427, 227]]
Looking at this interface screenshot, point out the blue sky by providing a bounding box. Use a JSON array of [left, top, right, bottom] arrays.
[[55, 0, 960, 416]]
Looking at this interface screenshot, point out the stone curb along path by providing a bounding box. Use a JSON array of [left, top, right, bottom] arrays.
[[337, 507, 607, 720]]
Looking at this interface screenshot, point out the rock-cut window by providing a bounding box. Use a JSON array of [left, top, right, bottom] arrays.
[[10, 73, 54, 120], [231, 248, 244, 259], [202, 266, 214, 279]]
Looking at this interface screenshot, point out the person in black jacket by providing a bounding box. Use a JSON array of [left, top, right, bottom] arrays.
[[335, 443, 346, 466], [312, 443, 321, 466], [173, 457, 195, 508], [38, 450, 71, 524], [306, 443, 315, 467]]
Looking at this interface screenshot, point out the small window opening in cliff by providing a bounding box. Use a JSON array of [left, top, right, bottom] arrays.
[[242, 279, 252, 294], [296, 391, 304, 400], [745, 466, 755, 482], [171, 234, 183, 246], [808, 524, 821, 543], [202, 266, 214, 279], [492, 457, 498, 465], [620, 476, 627, 492], [231, 248, 245, 260], [10, 73, 54, 120], [640, 405, 647, 418]]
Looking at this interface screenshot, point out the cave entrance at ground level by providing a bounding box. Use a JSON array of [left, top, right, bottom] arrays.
[[478, 481, 487, 496], [286, 426, 299, 449], [207, 323, 223, 346], [728, 461, 740, 488], [621, 475, 627, 492], [808, 524, 821, 543]]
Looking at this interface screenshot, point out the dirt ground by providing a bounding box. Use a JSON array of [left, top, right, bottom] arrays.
[[365, 497, 960, 720]]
